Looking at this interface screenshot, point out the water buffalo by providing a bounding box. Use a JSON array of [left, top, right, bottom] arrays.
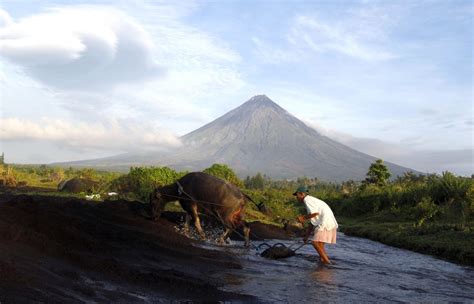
[[149, 172, 251, 246]]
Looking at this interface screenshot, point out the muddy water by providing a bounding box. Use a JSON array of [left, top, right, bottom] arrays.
[[204, 233, 474, 303]]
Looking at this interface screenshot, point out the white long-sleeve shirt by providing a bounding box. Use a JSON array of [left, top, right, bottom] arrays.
[[303, 195, 338, 231]]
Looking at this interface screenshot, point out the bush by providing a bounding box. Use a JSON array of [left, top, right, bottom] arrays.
[[245, 173, 266, 190], [111, 166, 184, 201], [413, 197, 439, 227], [429, 172, 472, 204], [245, 188, 301, 222], [203, 163, 243, 187]]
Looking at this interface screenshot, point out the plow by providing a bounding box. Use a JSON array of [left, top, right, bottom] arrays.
[[258, 241, 308, 259]]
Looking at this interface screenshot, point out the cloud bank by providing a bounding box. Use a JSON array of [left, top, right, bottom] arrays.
[[0, 6, 162, 90], [0, 118, 182, 152]]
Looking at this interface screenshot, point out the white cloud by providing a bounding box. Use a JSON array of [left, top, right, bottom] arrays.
[[0, 117, 182, 152], [0, 6, 162, 90], [252, 5, 398, 64], [0, 3, 246, 137], [0, 8, 13, 27], [289, 15, 397, 62]]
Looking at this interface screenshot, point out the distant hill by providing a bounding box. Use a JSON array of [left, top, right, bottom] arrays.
[[57, 95, 414, 181]]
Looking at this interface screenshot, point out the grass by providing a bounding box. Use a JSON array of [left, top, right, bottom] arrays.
[[338, 213, 474, 266]]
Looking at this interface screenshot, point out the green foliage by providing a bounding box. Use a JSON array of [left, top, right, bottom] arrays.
[[429, 171, 471, 204], [413, 197, 440, 227], [111, 166, 184, 201], [364, 159, 391, 187], [0, 164, 17, 186], [396, 171, 426, 185], [244, 188, 301, 222], [5, 165, 122, 199], [327, 170, 473, 227], [49, 167, 65, 182], [203, 163, 243, 187], [340, 215, 474, 265], [78, 168, 97, 180], [245, 172, 266, 190]]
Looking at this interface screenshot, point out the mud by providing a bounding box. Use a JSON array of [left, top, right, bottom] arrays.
[[0, 193, 260, 302]]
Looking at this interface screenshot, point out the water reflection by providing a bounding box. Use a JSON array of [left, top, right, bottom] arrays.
[[311, 265, 335, 285]]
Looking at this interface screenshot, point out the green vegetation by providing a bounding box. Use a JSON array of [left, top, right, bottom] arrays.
[[1, 159, 472, 264], [203, 163, 243, 187], [326, 168, 474, 265], [111, 166, 186, 201], [363, 159, 391, 187], [4, 164, 121, 190]]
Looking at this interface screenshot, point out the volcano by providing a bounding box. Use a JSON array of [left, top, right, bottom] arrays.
[[61, 95, 413, 181]]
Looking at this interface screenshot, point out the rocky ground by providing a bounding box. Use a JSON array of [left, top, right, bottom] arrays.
[[0, 191, 294, 302]]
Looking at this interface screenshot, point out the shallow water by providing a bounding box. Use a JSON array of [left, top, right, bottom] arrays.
[[202, 233, 474, 303]]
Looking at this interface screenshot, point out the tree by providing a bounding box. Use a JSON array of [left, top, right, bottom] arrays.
[[245, 172, 265, 190], [111, 166, 184, 201], [364, 159, 391, 187], [203, 163, 243, 187]]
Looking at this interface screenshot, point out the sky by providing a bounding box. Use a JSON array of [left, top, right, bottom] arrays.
[[0, 0, 472, 176]]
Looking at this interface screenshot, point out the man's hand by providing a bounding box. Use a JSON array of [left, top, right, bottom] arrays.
[[297, 215, 305, 223]]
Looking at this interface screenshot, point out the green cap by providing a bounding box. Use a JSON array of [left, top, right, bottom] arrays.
[[293, 185, 309, 196]]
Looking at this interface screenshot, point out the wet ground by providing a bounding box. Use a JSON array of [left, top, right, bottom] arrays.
[[202, 234, 474, 303]]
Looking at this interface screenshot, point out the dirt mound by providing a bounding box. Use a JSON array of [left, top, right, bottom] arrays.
[[248, 221, 298, 240], [58, 177, 99, 193], [0, 193, 255, 302]]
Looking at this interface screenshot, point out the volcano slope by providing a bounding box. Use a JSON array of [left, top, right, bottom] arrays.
[[0, 193, 260, 302]]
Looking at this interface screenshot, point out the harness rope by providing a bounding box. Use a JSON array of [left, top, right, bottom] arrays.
[[170, 181, 260, 251]]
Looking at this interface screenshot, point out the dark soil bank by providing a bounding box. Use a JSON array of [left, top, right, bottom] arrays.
[[0, 193, 288, 302]]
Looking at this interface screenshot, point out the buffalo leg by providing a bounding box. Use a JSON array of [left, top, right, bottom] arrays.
[[190, 202, 206, 240], [183, 214, 192, 237], [218, 227, 232, 245], [243, 221, 250, 247]]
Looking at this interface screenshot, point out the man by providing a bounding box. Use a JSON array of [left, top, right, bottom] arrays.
[[294, 185, 338, 264]]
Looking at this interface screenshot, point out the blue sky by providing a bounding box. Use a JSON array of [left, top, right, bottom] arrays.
[[0, 0, 472, 176]]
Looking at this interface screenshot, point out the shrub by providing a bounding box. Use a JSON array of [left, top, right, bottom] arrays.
[[203, 163, 243, 187], [429, 171, 471, 204], [111, 166, 184, 201], [413, 197, 439, 227], [245, 173, 266, 190]]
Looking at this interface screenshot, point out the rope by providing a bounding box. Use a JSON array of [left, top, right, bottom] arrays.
[[169, 181, 260, 251]]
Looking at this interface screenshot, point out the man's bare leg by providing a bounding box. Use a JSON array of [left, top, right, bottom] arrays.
[[312, 241, 331, 264]]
